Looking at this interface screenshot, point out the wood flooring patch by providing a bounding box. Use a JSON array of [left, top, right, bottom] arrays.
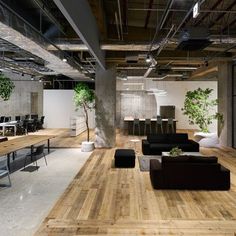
[[34, 131, 236, 235]]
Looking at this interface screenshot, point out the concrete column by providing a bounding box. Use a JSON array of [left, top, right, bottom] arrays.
[[218, 62, 233, 147], [95, 64, 116, 148]]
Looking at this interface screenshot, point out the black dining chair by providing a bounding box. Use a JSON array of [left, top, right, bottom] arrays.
[[156, 117, 163, 134], [0, 116, 5, 123], [167, 118, 175, 133], [4, 117, 11, 122], [37, 116, 45, 130], [24, 144, 47, 169], [31, 114, 38, 119], [133, 118, 140, 135], [144, 118, 151, 135], [0, 157, 12, 187], [15, 116, 21, 121]]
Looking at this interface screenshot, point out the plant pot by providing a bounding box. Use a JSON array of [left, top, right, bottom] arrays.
[[194, 132, 220, 148], [81, 141, 95, 152]]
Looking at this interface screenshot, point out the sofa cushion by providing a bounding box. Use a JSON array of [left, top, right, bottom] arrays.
[[168, 134, 188, 143], [188, 156, 217, 163], [162, 155, 190, 163], [147, 134, 168, 143], [150, 143, 175, 149]]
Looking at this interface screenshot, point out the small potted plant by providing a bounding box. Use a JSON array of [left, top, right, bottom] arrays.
[[169, 147, 183, 157], [74, 83, 95, 152]]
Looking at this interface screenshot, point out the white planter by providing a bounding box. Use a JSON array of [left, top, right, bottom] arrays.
[[194, 132, 220, 148], [81, 141, 95, 152]]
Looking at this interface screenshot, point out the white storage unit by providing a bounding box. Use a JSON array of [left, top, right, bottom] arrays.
[[70, 116, 86, 136]]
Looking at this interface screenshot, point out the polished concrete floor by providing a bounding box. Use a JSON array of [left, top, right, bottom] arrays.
[[0, 148, 91, 236]]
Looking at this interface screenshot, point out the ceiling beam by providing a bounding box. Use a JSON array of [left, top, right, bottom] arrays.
[[144, 0, 154, 28], [222, 17, 236, 32], [209, 0, 236, 28], [53, 0, 106, 70], [195, 0, 223, 26]]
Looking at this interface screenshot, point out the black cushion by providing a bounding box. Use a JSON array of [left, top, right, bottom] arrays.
[[115, 149, 135, 158], [162, 156, 190, 163], [168, 134, 188, 143], [188, 156, 217, 163], [147, 134, 168, 143], [114, 149, 135, 168]]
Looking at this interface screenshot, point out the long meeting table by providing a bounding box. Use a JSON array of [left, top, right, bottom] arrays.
[[0, 135, 56, 171], [124, 116, 178, 135]]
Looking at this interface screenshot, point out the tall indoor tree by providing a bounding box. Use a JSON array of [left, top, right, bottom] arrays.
[[73, 83, 95, 142], [182, 88, 223, 133]]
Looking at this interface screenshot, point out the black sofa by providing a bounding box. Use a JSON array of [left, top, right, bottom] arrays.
[[150, 155, 230, 190], [142, 133, 199, 155]]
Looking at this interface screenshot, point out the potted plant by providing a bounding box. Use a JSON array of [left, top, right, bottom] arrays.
[[182, 88, 223, 133], [0, 74, 15, 101], [74, 83, 95, 152], [182, 88, 224, 147], [169, 147, 183, 157]]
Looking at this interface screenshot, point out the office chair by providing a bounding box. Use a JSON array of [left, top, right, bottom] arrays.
[[24, 144, 47, 169], [0, 157, 11, 187]]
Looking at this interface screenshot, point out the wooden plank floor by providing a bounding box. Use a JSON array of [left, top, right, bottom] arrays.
[[34, 130, 236, 235]]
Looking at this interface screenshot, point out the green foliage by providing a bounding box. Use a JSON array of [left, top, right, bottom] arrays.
[[74, 83, 95, 110], [182, 88, 223, 133], [73, 83, 95, 141], [0, 74, 15, 101], [169, 147, 183, 157]]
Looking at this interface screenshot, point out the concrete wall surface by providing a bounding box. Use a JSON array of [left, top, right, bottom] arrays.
[[0, 72, 43, 119]]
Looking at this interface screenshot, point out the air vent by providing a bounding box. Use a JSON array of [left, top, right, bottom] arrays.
[[177, 27, 212, 51]]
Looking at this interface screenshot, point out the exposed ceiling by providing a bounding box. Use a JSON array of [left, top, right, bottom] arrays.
[[0, 0, 235, 81]]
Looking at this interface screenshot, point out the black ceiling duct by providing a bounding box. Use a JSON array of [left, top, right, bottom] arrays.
[[177, 27, 212, 51]]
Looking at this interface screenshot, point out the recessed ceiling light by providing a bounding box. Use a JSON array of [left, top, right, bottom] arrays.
[[145, 54, 152, 63], [62, 58, 67, 62]]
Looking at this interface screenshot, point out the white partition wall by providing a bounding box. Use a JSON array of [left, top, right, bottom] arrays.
[[43, 90, 95, 129]]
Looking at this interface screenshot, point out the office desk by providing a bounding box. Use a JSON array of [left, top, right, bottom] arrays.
[[124, 117, 177, 135], [0, 121, 17, 136], [0, 135, 56, 170]]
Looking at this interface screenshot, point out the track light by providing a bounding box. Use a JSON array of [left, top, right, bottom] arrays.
[[145, 54, 152, 63]]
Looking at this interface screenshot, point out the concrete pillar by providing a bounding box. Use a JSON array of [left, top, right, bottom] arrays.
[[218, 62, 233, 147], [95, 64, 116, 148]]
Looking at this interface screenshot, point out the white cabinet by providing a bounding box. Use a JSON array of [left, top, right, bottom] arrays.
[[70, 116, 86, 136]]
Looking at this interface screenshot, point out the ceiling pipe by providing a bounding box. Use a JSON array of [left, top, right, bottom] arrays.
[[144, 25, 174, 78], [148, 0, 175, 52], [171, 0, 206, 40], [144, 0, 154, 29], [117, 0, 123, 40], [0, 0, 88, 78], [31, 0, 66, 36], [115, 12, 121, 40]]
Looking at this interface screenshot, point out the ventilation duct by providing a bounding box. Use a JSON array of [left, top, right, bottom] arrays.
[[177, 27, 212, 51], [0, 4, 87, 79]]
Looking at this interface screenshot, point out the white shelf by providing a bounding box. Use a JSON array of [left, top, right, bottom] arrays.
[[70, 116, 86, 136]]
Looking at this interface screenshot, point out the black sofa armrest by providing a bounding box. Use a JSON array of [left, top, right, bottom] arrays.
[[150, 159, 164, 189], [142, 139, 150, 155], [188, 139, 200, 151]]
